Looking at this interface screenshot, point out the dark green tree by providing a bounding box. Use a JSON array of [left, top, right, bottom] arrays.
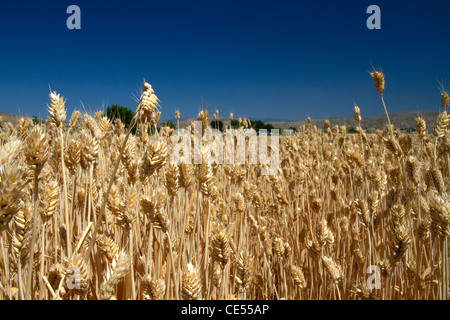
[[32, 116, 44, 125], [161, 119, 176, 130], [250, 120, 275, 132], [106, 105, 134, 128], [230, 119, 240, 129], [211, 120, 224, 131], [251, 120, 266, 131]]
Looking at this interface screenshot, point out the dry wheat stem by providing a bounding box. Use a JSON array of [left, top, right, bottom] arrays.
[[25, 170, 39, 300], [86, 115, 137, 260]]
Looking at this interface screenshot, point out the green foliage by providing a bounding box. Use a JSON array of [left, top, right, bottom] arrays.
[[148, 125, 159, 135], [161, 119, 176, 130], [106, 105, 137, 134], [230, 119, 240, 129], [32, 116, 44, 125], [347, 126, 357, 133], [228, 118, 278, 133], [251, 120, 275, 132], [106, 105, 133, 128], [211, 120, 224, 131]]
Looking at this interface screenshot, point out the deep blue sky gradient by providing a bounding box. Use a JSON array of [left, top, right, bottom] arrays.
[[1, 0, 449, 121]]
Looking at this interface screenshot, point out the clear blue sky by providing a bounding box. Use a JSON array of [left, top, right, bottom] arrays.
[[1, 0, 449, 121]]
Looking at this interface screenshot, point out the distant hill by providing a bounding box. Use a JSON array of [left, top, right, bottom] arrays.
[[0, 112, 33, 127], [266, 110, 441, 132], [0, 109, 442, 133], [173, 110, 441, 132]]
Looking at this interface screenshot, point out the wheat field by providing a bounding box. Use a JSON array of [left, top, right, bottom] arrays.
[[0, 73, 449, 300]]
